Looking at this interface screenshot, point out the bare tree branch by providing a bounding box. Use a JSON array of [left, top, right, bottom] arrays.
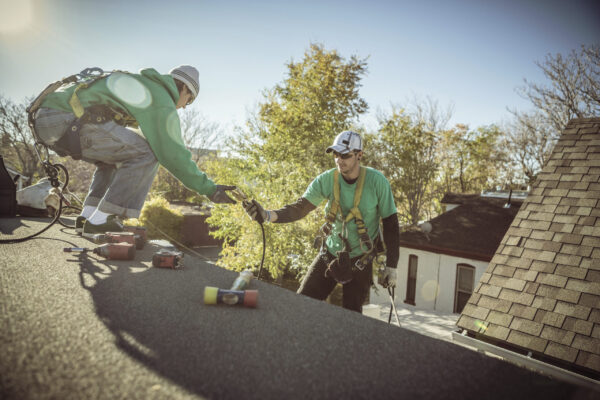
[[0, 95, 43, 184], [508, 45, 599, 184]]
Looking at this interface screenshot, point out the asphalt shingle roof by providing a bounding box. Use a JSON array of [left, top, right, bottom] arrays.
[[1, 217, 596, 398], [457, 117, 600, 379]]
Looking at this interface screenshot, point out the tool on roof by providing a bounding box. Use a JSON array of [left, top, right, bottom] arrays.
[[63, 242, 135, 260], [201, 189, 262, 308], [148, 239, 184, 269], [90, 231, 145, 250], [204, 270, 258, 308], [152, 248, 184, 269], [124, 225, 147, 242]]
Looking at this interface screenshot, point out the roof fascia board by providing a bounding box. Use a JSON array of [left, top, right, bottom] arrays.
[[399, 242, 493, 262], [452, 331, 600, 391]]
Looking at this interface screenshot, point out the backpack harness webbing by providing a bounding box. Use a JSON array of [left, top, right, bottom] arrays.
[[318, 166, 381, 271], [27, 68, 136, 161]]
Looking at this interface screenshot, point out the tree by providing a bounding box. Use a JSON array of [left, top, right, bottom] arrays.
[[507, 45, 599, 183], [150, 107, 223, 202], [366, 107, 439, 226], [179, 108, 222, 163], [518, 44, 599, 132], [0, 95, 44, 185], [437, 124, 506, 194], [205, 43, 368, 279], [365, 97, 454, 226], [501, 112, 557, 185]]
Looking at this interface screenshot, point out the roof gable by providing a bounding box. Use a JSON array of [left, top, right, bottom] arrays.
[[456, 118, 600, 379]]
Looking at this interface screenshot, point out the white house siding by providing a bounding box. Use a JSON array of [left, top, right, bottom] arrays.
[[370, 248, 488, 314]]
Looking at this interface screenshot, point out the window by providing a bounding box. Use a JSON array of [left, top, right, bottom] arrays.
[[454, 264, 475, 313], [404, 255, 417, 305]]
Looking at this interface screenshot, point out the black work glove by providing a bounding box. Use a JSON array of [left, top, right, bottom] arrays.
[[242, 199, 266, 224], [209, 185, 237, 204]]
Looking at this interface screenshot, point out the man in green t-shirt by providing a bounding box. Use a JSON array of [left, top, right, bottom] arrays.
[[244, 131, 400, 312]]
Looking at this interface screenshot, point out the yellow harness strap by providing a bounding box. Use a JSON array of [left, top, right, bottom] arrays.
[[327, 167, 365, 221], [344, 166, 366, 225], [68, 83, 88, 118], [325, 167, 373, 252]]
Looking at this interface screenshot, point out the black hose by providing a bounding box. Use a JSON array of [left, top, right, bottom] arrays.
[[57, 205, 82, 229], [257, 221, 266, 281], [55, 163, 69, 191], [0, 162, 71, 243], [0, 199, 63, 244]]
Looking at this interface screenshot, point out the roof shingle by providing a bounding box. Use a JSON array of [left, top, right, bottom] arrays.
[[457, 118, 600, 379]]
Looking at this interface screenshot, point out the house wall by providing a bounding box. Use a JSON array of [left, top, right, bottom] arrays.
[[370, 248, 488, 314]]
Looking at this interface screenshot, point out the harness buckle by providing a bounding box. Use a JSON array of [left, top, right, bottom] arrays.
[[354, 258, 367, 271], [320, 221, 332, 237], [358, 232, 373, 253]]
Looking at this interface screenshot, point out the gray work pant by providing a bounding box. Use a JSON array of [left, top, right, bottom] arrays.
[[34, 108, 158, 218]]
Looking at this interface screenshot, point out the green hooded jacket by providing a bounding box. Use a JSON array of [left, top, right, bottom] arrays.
[[40, 68, 216, 196]]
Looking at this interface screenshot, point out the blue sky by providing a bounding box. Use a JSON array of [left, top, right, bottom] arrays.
[[0, 0, 598, 133]]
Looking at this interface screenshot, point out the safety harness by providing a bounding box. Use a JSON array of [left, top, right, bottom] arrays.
[[328, 166, 373, 252], [27, 67, 136, 161], [318, 167, 383, 280]]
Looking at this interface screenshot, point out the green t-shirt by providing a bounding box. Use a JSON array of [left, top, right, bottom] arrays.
[[303, 167, 397, 258]]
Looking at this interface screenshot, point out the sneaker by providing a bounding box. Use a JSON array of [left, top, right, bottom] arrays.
[[75, 216, 87, 234], [82, 215, 124, 238]]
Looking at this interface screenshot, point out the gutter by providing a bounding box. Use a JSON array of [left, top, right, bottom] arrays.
[[452, 330, 600, 391]]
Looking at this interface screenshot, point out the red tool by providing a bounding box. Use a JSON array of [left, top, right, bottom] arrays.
[[152, 248, 183, 269], [90, 231, 145, 250], [124, 225, 147, 242], [204, 270, 258, 307], [64, 242, 135, 260]]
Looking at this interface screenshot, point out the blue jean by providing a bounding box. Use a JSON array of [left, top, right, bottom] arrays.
[[34, 108, 158, 218]]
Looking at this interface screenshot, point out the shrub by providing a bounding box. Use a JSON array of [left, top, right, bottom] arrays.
[[136, 196, 184, 242]]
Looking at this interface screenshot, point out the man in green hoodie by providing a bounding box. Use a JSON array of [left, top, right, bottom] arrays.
[[30, 65, 236, 237]]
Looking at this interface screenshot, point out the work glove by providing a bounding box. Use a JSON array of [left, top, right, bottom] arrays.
[[378, 267, 397, 288], [209, 185, 237, 204], [243, 199, 267, 223]]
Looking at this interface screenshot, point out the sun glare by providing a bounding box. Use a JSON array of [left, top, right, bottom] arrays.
[[0, 0, 33, 34]]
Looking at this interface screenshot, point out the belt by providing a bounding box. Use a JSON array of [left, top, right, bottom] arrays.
[[321, 248, 375, 272]]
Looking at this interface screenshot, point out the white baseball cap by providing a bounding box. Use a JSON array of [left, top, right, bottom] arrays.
[[326, 131, 362, 154], [169, 65, 200, 99]]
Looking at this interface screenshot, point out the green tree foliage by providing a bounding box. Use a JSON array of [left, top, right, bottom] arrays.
[[437, 124, 506, 194], [137, 196, 184, 241], [205, 44, 368, 279], [366, 108, 438, 226]]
